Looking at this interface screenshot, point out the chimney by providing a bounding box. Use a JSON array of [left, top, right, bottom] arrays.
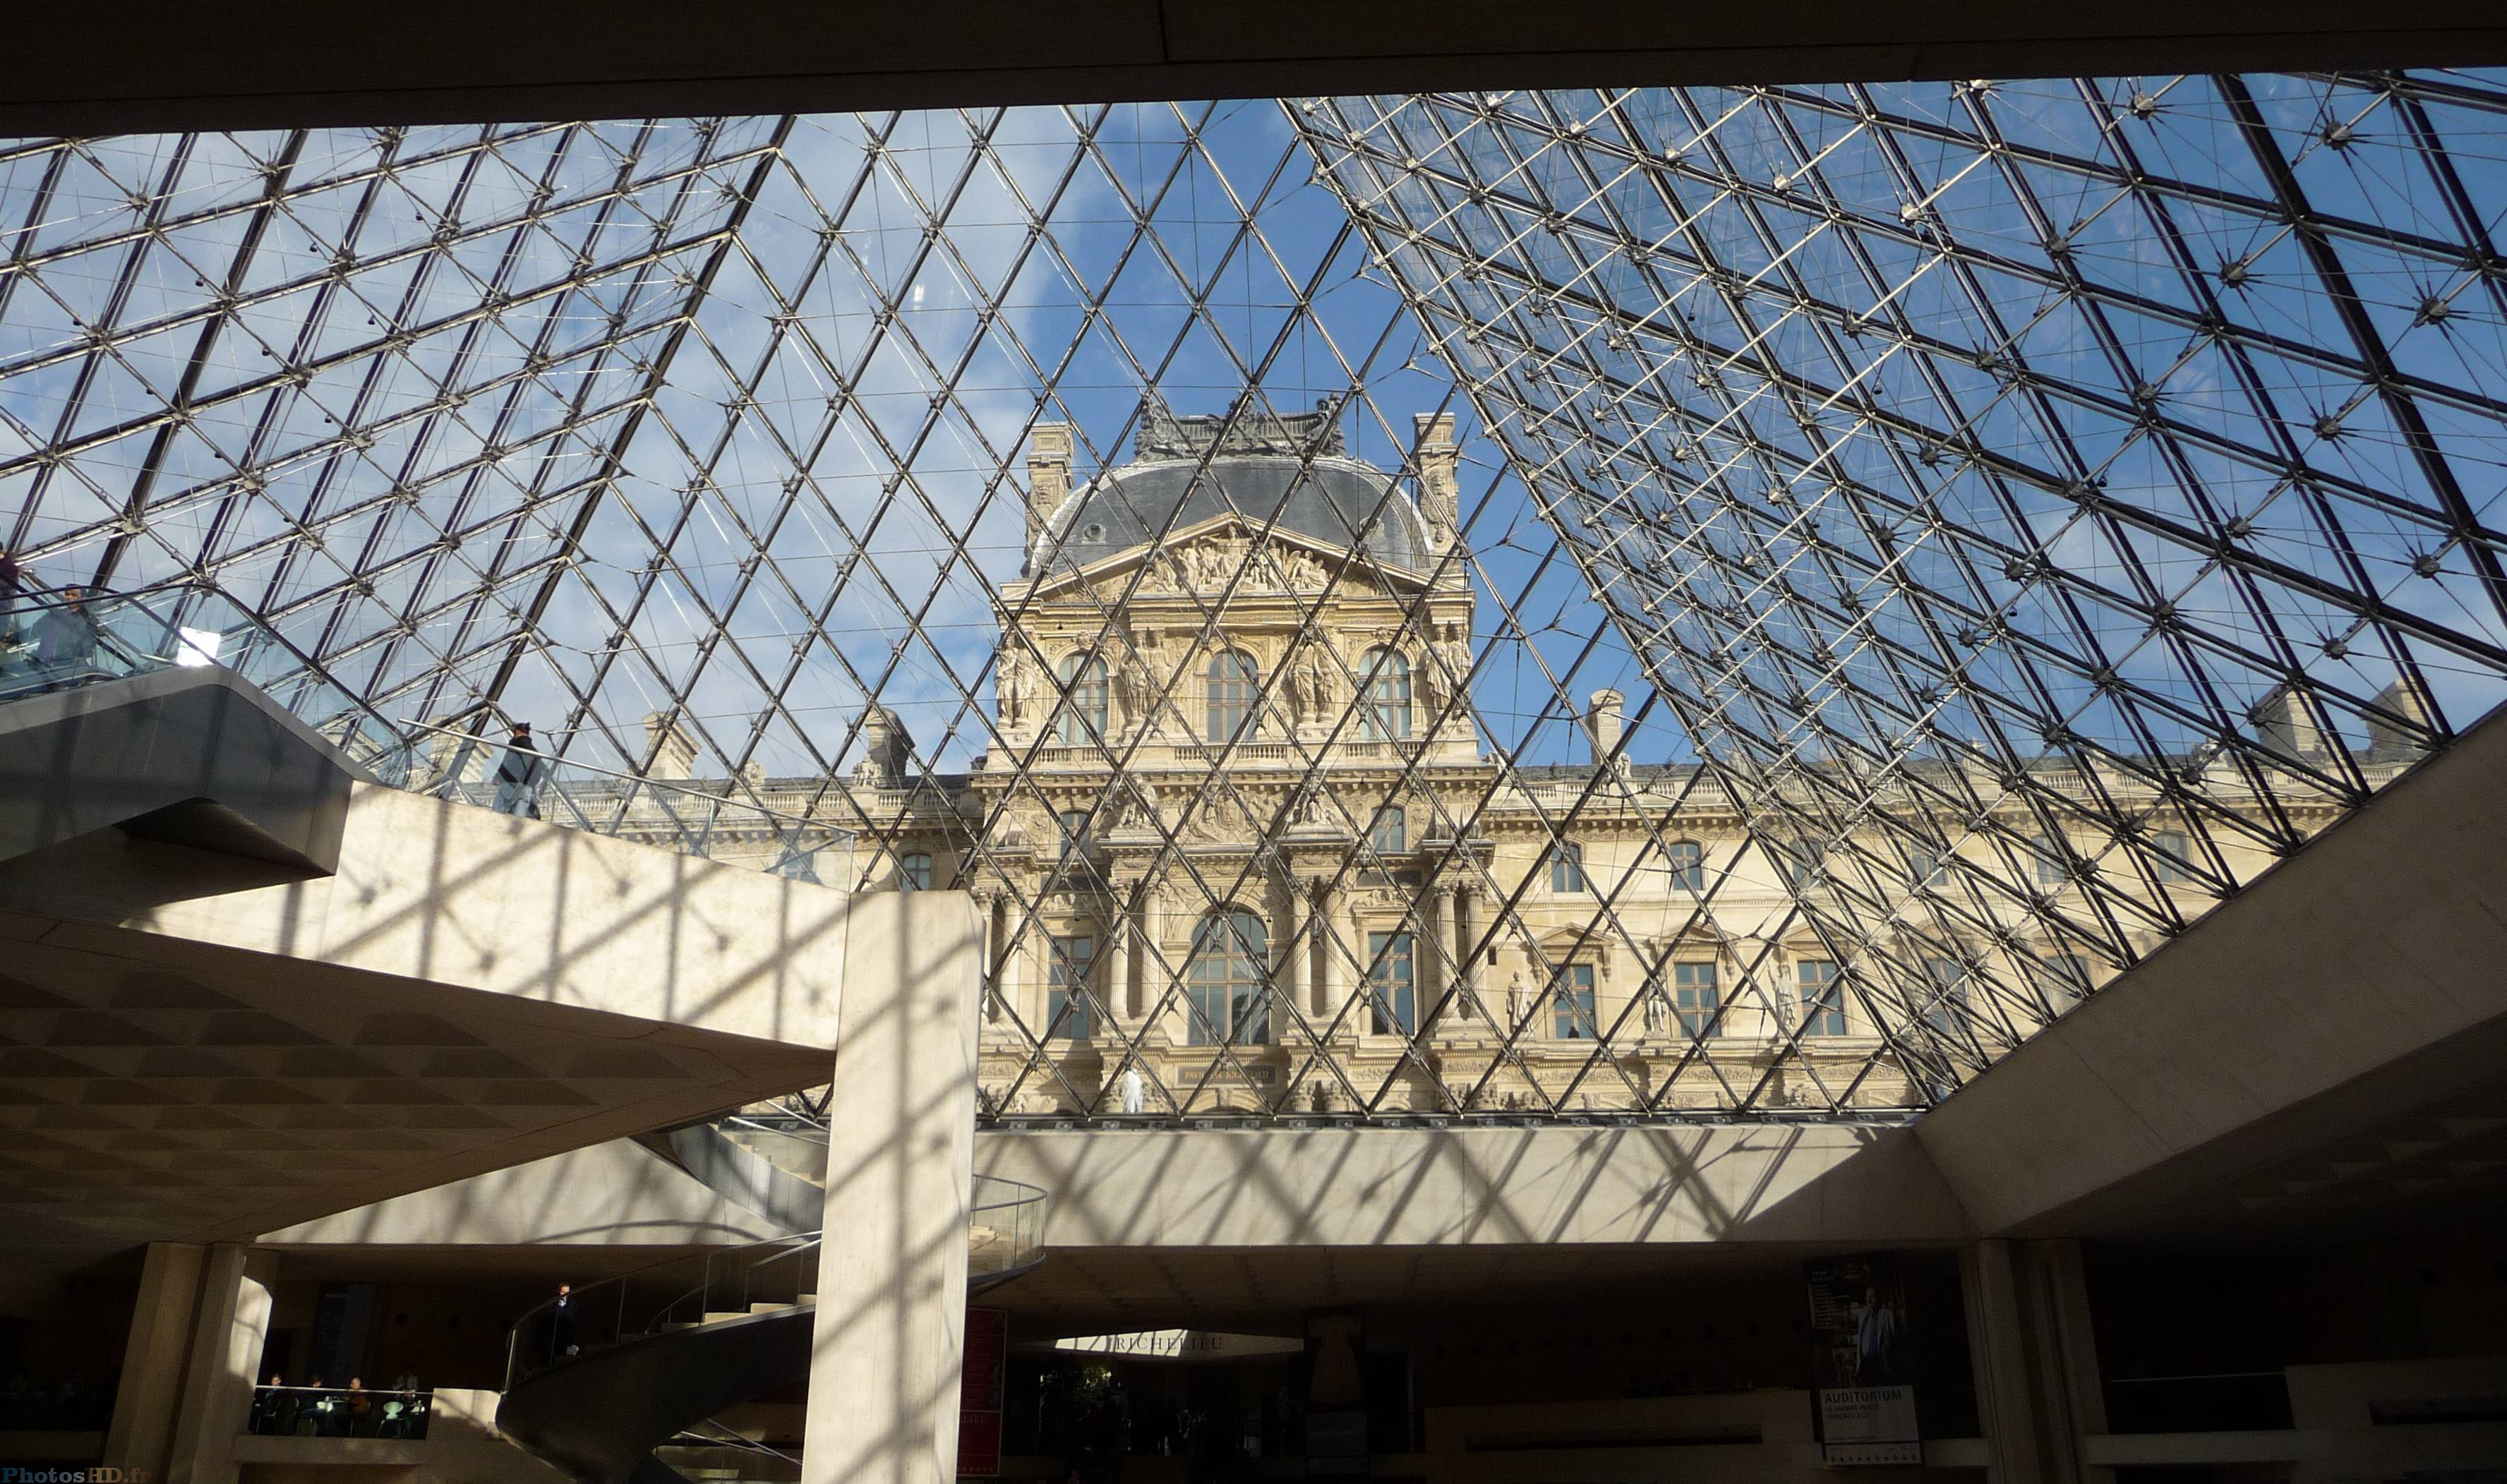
[[2366, 675, 2432, 758], [1414, 412, 1458, 548], [1585, 689, 1626, 769], [1026, 423, 1075, 558], [2249, 685, 2326, 760], [643, 711, 697, 777]]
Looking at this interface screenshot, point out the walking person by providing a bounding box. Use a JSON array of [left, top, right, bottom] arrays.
[[493, 723, 544, 818]]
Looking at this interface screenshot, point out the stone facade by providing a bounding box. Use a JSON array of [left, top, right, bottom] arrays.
[[603, 414, 2396, 1120]]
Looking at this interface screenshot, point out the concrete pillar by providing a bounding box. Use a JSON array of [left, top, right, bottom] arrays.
[[805, 889, 985, 1484], [164, 1243, 272, 1484], [1961, 1240, 2112, 1484], [104, 1241, 207, 1479]]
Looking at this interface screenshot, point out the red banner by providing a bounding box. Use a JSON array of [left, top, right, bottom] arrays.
[[958, 1308, 1008, 1478]]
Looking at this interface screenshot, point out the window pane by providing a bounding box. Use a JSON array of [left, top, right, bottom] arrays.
[[1046, 934, 1095, 1041], [1371, 806, 1406, 855], [1206, 650, 1258, 740], [1551, 843, 1583, 893], [1673, 960, 1719, 1037], [2033, 835, 2063, 887], [1188, 911, 1269, 1046], [1798, 958, 1845, 1036], [2155, 829, 2190, 883], [901, 852, 932, 891], [1550, 962, 1597, 1039], [1669, 840, 1703, 893], [1058, 655, 1107, 744], [1366, 931, 1415, 1036]]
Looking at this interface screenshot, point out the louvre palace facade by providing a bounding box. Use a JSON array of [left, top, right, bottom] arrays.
[[619, 402, 2422, 1125]]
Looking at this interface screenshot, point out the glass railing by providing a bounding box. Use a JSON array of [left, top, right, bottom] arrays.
[[395, 717, 854, 878], [246, 1384, 433, 1438], [0, 583, 855, 876], [0, 584, 421, 782], [505, 1232, 824, 1389]]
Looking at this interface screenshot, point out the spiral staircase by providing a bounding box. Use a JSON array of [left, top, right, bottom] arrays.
[[492, 1109, 1042, 1484]]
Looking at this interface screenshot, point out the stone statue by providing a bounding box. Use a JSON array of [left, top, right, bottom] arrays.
[[1114, 777, 1162, 833], [854, 705, 911, 785], [1642, 987, 1669, 1036], [997, 649, 1030, 728], [1116, 653, 1155, 725], [1118, 1063, 1146, 1115], [1287, 551, 1326, 589], [1505, 969, 1527, 1029]]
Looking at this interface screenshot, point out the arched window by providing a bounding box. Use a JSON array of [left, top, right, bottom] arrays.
[[1359, 646, 1411, 740], [1057, 653, 1107, 745], [1549, 841, 1584, 893], [1186, 910, 1269, 1046], [899, 852, 933, 891], [1666, 839, 1703, 893], [1370, 804, 1407, 855], [1206, 650, 1260, 741]]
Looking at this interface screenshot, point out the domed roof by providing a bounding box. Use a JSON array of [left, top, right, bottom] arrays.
[[1043, 456, 1429, 574]]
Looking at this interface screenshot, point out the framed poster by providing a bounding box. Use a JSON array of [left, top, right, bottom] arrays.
[[1805, 1256, 1920, 1466]]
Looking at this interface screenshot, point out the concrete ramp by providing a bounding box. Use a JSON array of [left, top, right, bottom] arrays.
[[0, 666, 355, 872]]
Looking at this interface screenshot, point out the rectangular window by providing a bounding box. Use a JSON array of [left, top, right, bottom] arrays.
[[1922, 957, 1967, 1034], [1908, 844, 1942, 886], [2032, 835, 2063, 887], [901, 852, 933, 891], [1371, 807, 1406, 856], [2154, 828, 2191, 884], [1366, 931, 1415, 1036], [1673, 960, 1719, 1037], [1550, 963, 1597, 1039], [1045, 934, 1095, 1041], [1550, 843, 1585, 893], [1798, 958, 1846, 1036]]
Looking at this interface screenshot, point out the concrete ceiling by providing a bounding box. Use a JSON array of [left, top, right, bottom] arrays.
[[0, 903, 834, 1252], [6, 0, 2505, 135], [981, 1241, 1827, 1341]]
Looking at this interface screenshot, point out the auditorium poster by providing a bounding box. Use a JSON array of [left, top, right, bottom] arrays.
[[1805, 1255, 1920, 1466]]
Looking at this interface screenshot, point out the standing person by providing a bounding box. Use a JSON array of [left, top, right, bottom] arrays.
[[541, 1281, 579, 1365], [0, 550, 27, 670], [492, 723, 543, 819], [32, 586, 98, 680]]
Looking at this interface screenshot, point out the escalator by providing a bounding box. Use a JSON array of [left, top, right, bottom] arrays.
[[498, 1109, 1042, 1484]]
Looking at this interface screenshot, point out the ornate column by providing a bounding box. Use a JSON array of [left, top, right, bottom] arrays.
[[1450, 883, 1477, 1020], [1283, 871, 1311, 1027], [970, 887, 1004, 1023], [1105, 877, 1133, 1024], [1420, 883, 1448, 1011], [1140, 883, 1167, 1023], [1316, 879, 1345, 1017]]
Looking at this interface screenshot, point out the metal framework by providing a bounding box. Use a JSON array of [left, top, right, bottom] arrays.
[[4, 75, 2503, 1122]]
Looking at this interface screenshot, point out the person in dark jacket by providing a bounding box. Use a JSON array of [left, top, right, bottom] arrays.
[[492, 723, 544, 818], [31, 586, 98, 678]]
